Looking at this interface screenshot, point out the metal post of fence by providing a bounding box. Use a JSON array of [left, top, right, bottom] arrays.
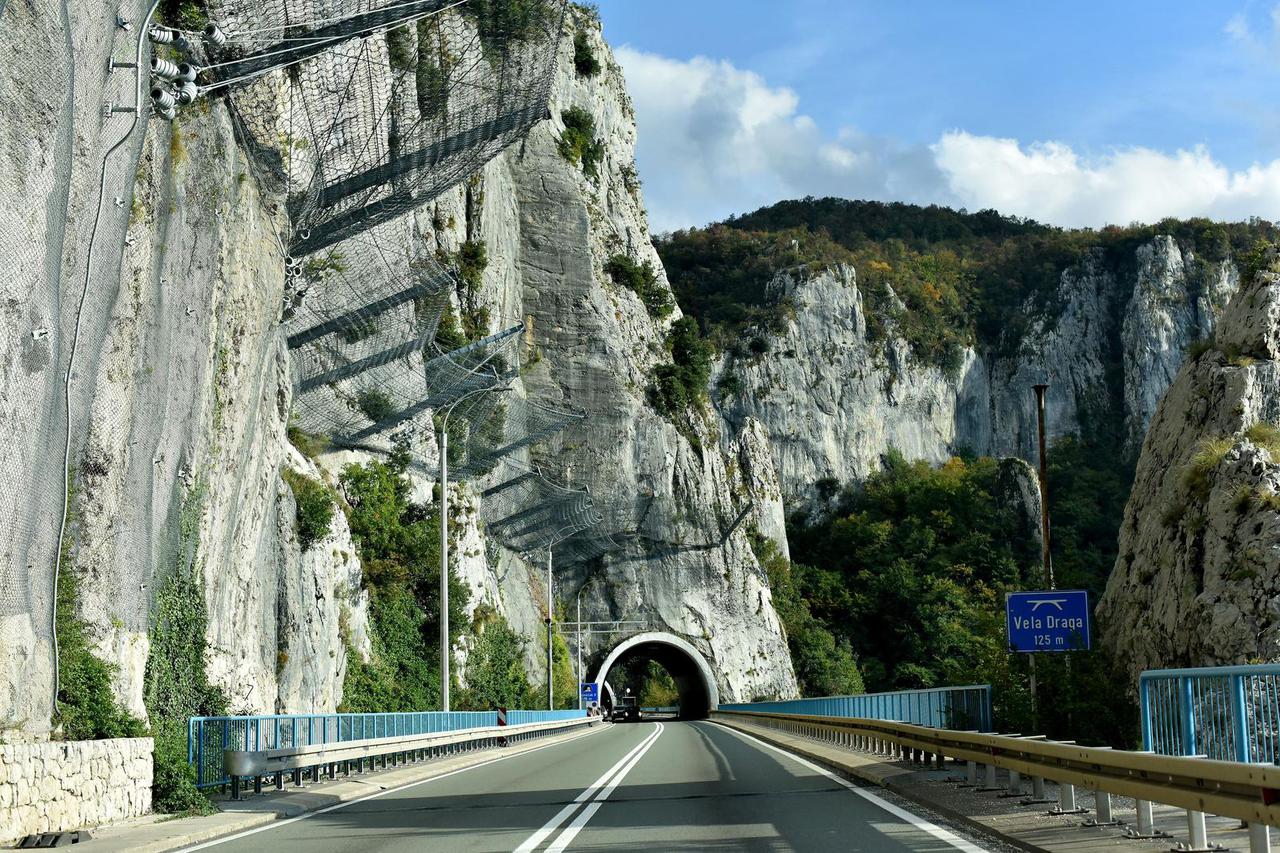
[[1139, 676, 1153, 751], [1231, 674, 1252, 763], [1250, 822, 1271, 853], [1179, 677, 1197, 755]]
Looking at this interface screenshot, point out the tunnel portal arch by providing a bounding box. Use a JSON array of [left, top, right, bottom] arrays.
[[592, 632, 719, 718]]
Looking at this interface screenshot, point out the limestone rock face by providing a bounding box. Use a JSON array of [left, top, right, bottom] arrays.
[[721, 244, 1240, 512], [1099, 264, 1280, 680]]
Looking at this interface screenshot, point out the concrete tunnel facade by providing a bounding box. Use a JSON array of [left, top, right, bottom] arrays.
[[591, 631, 720, 718]]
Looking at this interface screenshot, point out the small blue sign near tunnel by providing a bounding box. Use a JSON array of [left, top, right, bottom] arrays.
[[1006, 590, 1091, 653], [581, 682, 599, 704]]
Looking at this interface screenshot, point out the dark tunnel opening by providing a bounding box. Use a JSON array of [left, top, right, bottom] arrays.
[[594, 636, 716, 720]]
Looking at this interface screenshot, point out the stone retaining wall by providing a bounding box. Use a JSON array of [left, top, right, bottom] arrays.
[[0, 737, 152, 843]]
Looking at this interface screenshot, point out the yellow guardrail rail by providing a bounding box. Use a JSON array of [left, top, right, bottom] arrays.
[[714, 710, 1280, 851]]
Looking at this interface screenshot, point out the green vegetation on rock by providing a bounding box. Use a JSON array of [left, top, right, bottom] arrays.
[[657, 199, 1280, 370], [146, 483, 228, 814], [338, 454, 470, 712], [573, 29, 600, 76], [648, 317, 714, 439], [457, 612, 534, 709], [605, 254, 673, 319], [557, 107, 604, 179], [281, 468, 335, 551]]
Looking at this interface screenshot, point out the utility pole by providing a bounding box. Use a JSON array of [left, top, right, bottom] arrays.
[[438, 383, 510, 713], [1031, 383, 1055, 729], [547, 548, 554, 711], [1033, 383, 1054, 590]]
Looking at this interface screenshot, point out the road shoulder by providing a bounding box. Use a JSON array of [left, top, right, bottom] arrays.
[[73, 723, 609, 853]]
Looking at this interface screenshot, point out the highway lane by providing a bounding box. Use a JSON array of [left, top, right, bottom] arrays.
[[184, 720, 992, 852]]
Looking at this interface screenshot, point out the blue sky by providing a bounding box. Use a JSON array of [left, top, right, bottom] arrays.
[[594, 1, 1280, 232]]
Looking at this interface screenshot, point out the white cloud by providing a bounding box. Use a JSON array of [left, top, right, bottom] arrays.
[[614, 46, 1280, 231]]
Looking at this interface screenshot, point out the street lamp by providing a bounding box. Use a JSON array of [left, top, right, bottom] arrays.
[[438, 381, 509, 712]]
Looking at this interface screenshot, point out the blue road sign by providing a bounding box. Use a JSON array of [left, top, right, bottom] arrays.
[[1006, 590, 1090, 653], [580, 682, 599, 704]]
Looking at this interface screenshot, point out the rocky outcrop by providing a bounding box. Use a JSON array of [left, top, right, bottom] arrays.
[[720, 242, 1240, 511], [1099, 257, 1280, 680]]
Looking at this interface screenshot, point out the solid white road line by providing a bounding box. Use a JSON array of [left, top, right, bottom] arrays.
[[543, 722, 664, 852], [178, 723, 609, 851], [513, 723, 662, 853], [709, 722, 993, 853]]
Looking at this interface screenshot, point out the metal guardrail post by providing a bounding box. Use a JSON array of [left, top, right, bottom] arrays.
[[966, 760, 977, 785], [1187, 810, 1208, 850], [1250, 822, 1271, 853]]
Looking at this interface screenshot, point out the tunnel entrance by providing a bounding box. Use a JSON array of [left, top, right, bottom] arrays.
[[593, 632, 719, 719]]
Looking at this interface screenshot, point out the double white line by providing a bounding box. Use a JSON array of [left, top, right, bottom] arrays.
[[514, 722, 663, 853]]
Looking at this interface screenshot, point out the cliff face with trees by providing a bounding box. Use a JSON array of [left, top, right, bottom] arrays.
[[657, 199, 1276, 741]]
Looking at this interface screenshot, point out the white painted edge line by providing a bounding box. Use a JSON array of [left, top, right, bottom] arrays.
[[544, 722, 664, 853], [514, 722, 661, 853], [708, 721, 993, 853], [178, 723, 609, 851]]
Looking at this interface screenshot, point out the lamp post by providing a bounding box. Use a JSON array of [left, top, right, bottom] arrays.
[[438, 382, 508, 712], [547, 547, 554, 710]]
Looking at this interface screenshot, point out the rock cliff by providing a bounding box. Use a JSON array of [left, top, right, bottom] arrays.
[[1099, 253, 1280, 679], [0, 1, 796, 739], [718, 237, 1241, 511]]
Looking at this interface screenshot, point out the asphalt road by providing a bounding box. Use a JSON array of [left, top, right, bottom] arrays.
[[184, 721, 993, 852]]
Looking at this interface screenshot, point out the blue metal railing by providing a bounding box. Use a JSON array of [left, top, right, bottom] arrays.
[[719, 685, 993, 732], [189, 709, 585, 788], [1139, 664, 1280, 763]]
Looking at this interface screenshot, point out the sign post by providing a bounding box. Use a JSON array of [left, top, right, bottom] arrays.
[[1006, 590, 1091, 653]]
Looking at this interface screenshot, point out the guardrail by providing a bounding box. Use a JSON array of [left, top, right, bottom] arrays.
[[189, 709, 586, 788], [714, 709, 1279, 852], [719, 684, 992, 731], [1141, 664, 1280, 763], [222, 715, 597, 800]]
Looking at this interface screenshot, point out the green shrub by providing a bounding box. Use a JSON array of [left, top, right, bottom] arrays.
[[444, 240, 489, 293], [458, 615, 532, 709], [302, 250, 346, 284], [386, 25, 415, 73], [750, 533, 863, 697], [281, 469, 334, 551], [1187, 336, 1216, 360], [463, 0, 556, 53], [53, 555, 146, 740], [355, 389, 397, 423], [557, 107, 604, 179], [573, 30, 600, 76], [337, 456, 470, 712], [648, 318, 712, 419], [605, 254, 673, 319]]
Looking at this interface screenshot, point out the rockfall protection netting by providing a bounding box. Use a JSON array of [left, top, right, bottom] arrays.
[[198, 0, 565, 255], [219, 0, 616, 562]]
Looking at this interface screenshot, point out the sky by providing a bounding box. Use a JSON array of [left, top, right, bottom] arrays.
[[593, 1, 1280, 233]]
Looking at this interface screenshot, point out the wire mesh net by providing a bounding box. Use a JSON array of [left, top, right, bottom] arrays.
[[203, 0, 566, 255]]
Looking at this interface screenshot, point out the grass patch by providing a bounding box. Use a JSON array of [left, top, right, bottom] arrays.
[[287, 424, 329, 460], [281, 469, 335, 551], [557, 107, 604, 179], [1184, 436, 1235, 499], [1245, 422, 1280, 455]]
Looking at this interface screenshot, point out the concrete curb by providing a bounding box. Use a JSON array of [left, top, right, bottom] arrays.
[[74, 723, 608, 853]]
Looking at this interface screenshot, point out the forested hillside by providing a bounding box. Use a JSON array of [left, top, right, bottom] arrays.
[[656, 198, 1279, 744]]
